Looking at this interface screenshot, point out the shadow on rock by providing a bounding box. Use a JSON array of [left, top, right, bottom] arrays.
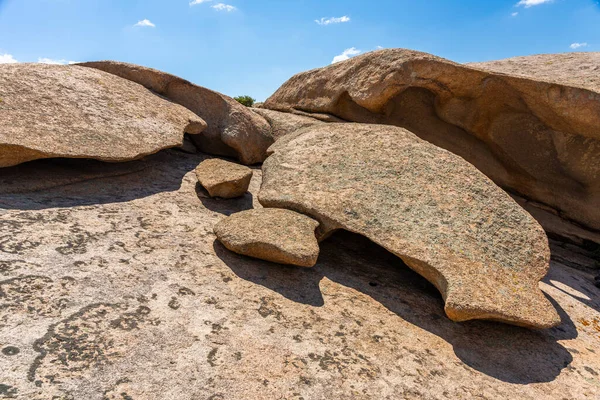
[[544, 241, 600, 314], [214, 241, 325, 306], [196, 183, 254, 216], [216, 230, 577, 384], [0, 150, 201, 211]]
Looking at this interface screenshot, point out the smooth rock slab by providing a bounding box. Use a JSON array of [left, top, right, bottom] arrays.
[[0, 63, 206, 167], [214, 208, 320, 267], [196, 159, 253, 199], [79, 61, 274, 165], [468, 52, 600, 92], [259, 123, 561, 329]]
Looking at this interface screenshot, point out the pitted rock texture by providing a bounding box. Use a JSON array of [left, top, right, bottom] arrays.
[[196, 158, 253, 199], [0, 63, 206, 168], [0, 150, 598, 399], [263, 49, 600, 243], [79, 61, 274, 165], [251, 108, 324, 140], [259, 123, 559, 329], [215, 208, 320, 267]]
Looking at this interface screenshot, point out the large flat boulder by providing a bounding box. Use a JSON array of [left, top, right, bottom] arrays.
[[79, 61, 274, 165], [263, 49, 600, 244], [259, 123, 560, 329], [0, 63, 206, 168]]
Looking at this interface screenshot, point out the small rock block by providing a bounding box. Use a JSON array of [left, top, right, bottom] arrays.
[[214, 208, 320, 267], [196, 159, 253, 199]]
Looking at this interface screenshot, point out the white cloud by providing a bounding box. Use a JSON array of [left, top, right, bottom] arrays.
[[37, 58, 78, 65], [316, 16, 350, 25], [0, 53, 18, 64], [212, 3, 236, 11], [332, 47, 361, 64], [570, 42, 588, 49], [0, 54, 78, 65], [134, 19, 156, 27], [190, 0, 212, 4], [511, 12, 519, 16], [516, 0, 553, 7]]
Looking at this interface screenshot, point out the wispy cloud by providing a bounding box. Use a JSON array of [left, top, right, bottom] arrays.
[[212, 3, 236, 11], [190, 0, 212, 4], [332, 47, 361, 64], [38, 58, 78, 65], [0, 53, 18, 64], [570, 42, 588, 49], [134, 19, 156, 27], [511, 12, 519, 17], [516, 0, 553, 8], [0, 54, 79, 64], [316, 16, 350, 25]]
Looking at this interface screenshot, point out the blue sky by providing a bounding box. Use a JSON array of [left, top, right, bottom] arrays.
[[1, 0, 598, 100]]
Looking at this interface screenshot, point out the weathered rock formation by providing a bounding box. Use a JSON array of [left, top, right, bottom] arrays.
[[469, 52, 600, 92], [251, 108, 324, 140], [196, 159, 253, 199], [214, 208, 320, 267], [0, 63, 205, 168], [259, 123, 560, 329], [79, 61, 274, 165], [1, 149, 598, 399], [263, 49, 600, 244], [1, 50, 599, 399]]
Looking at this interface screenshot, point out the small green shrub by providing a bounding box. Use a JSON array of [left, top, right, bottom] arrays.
[[234, 95, 255, 107]]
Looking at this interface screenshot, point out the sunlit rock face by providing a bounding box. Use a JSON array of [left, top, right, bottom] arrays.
[[0, 63, 205, 167], [264, 49, 600, 244], [0, 151, 598, 399], [259, 123, 560, 329], [79, 61, 274, 165]]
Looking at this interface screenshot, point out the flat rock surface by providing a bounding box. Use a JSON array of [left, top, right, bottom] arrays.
[[0, 63, 205, 167], [196, 158, 253, 199], [469, 52, 600, 92], [79, 61, 273, 165], [259, 123, 558, 329], [263, 49, 600, 243], [0, 150, 599, 399], [215, 208, 320, 267]]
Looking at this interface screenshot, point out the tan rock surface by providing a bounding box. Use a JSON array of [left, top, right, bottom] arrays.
[[79, 61, 274, 164], [0, 63, 206, 168], [0, 150, 598, 399], [259, 123, 559, 329], [251, 108, 324, 140], [196, 158, 253, 198], [469, 52, 600, 92], [215, 208, 320, 267], [263, 49, 600, 243]]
